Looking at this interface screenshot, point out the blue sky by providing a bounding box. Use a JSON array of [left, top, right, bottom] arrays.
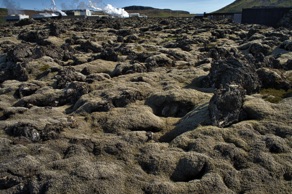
[[0, 0, 235, 13]]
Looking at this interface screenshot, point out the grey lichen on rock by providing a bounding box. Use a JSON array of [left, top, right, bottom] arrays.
[[209, 85, 246, 128]]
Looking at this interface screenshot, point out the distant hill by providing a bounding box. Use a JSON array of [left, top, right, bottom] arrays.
[[0, 6, 194, 20], [124, 6, 194, 17], [216, 0, 292, 13], [0, 8, 7, 23]]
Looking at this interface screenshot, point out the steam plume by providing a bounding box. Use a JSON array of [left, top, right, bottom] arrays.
[[2, 0, 22, 15], [49, 0, 67, 16], [103, 4, 129, 18], [77, 2, 87, 9], [88, 0, 102, 11], [53, 0, 129, 18], [88, 0, 129, 18]]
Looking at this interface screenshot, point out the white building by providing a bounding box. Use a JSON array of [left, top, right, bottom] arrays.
[[81, 9, 92, 16], [6, 14, 29, 21], [129, 13, 147, 18]]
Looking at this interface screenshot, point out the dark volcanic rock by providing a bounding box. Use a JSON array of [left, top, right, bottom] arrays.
[[117, 29, 133, 37], [111, 62, 147, 76], [280, 40, 292, 51], [145, 54, 174, 70], [14, 81, 89, 108], [257, 68, 291, 90], [164, 37, 194, 51], [6, 44, 63, 63], [63, 82, 90, 104], [17, 83, 41, 98], [5, 122, 40, 142], [42, 45, 65, 60], [54, 67, 86, 89], [14, 87, 64, 107], [249, 42, 271, 56], [73, 98, 112, 114], [286, 59, 292, 70], [124, 35, 139, 43], [41, 122, 65, 141], [5, 122, 66, 142], [79, 41, 103, 53], [203, 58, 260, 95], [208, 47, 235, 60], [48, 22, 64, 36], [111, 90, 143, 107], [211, 29, 227, 39], [0, 62, 29, 83], [100, 48, 118, 62], [209, 85, 246, 127], [14, 19, 34, 27], [18, 30, 49, 44], [6, 44, 41, 63]]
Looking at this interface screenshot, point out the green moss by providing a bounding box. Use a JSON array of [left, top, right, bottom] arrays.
[[0, 16, 5, 24], [135, 45, 143, 52], [0, 8, 7, 24], [39, 64, 51, 72], [260, 88, 292, 103], [215, 0, 292, 13]]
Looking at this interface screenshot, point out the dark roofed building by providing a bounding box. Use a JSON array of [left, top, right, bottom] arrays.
[[242, 7, 292, 27]]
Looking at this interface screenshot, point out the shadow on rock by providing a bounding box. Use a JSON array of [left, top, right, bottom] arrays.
[[170, 154, 210, 182], [159, 103, 211, 142]]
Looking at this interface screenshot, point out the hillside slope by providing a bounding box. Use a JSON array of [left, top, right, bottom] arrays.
[[124, 6, 194, 17], [0, 8, 7, 23], [216, 0, 292, 13]]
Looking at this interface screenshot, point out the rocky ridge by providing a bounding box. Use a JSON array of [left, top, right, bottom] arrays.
[[0, 17, 291, 193]]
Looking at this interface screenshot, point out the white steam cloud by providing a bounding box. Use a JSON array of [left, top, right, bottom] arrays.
[[88, 0, 129, 18], [88, 0, 102, 11], [2, 0, 23, 15], [103, 4, 129, 18], [54, 0, 130, 18], [50, 0, 67, 16]]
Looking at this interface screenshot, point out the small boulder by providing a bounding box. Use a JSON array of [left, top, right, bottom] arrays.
[[18, 30, 49, 44], [0, 62, 29, 83], [209, 85, 246, 128], [6, 44, 37, 63], [54, 67, 86, 89], [48, 22, 64, 36], [100, 48, 118, 62], [111, 62, 147, 76], [203, 58, 260, 95], [280, 40, 292, 51], [18, 83, 41, 98], [249, 42, 271, 56], [145, 54, 174, 69], [5, 122, 40, 142], [124, 35, 139, 43], [79, 41, 103, 53], [257, 68, 290, 90], [14, 18, 34, 27]]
